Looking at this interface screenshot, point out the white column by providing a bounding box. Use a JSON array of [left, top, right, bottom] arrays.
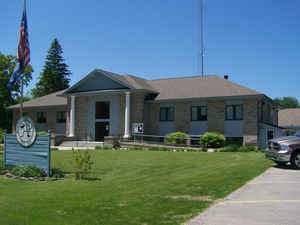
[[69, 96, 75, 137], [124, 92, 131, 138]]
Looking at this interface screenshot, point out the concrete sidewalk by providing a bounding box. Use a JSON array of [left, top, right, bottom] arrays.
[[187, 166, 300, 225]]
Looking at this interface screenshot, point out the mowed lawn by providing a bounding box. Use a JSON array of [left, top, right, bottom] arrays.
[[0, 150, 273, 225]]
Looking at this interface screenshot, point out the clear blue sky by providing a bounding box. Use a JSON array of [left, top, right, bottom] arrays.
[[1, 0, 300, 100]]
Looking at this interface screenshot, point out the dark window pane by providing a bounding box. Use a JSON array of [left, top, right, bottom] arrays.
[[95, 102, 110, 119], [160, 108, 167, 121], [160, 107, 174, 121], [199, 106, 207, 120], [226, 106, 234, 120], [191, 107, 198, 121], [56, 111, 66, 123], [235, 105, 243, 120], [168, 107, 174, 121], [267, 130, 274, 140], [37, 112, 47, 123]]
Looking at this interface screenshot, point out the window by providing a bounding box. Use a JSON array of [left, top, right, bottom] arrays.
[[37, 112, 47, 123], [95, 102, 110, 119], [191, 106, 207, 121], [226, 105, 243, 120], [56, 111, 66, 123], [267, 130, 274, 140], [160, 107, 174, 121]]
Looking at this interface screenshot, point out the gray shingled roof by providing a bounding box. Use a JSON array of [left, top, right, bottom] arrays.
[[148, 75, 263, 101], [8, 89, 67, 109], [8, 70, 265, 109], [278, 108, 300, 127]]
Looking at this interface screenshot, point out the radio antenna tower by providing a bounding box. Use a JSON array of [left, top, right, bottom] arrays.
[[200, 0, 205, 76]]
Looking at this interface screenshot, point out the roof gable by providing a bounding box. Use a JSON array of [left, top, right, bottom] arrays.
[[66, 70, 130, 94]]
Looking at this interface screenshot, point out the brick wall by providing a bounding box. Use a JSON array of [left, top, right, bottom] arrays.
[[207, 100, 225, 134], [144, 102, 159, 135], [243, 99, 258, 146], [130, 93, 145, 124], [174, 102, 190, 134], [12, 106, 66, 134], [75, 96, 88, 140]]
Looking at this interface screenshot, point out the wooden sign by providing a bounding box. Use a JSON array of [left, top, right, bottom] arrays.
[[3, 132, 51, 177]]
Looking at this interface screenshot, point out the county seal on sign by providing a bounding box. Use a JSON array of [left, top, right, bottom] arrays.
[[16, 116, 37, 147]]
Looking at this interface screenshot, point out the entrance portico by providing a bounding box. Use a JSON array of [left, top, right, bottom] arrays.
[[67, 91, 132, 141]]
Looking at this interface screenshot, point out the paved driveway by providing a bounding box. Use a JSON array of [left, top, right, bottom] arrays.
[[187, 166, 300, 225]]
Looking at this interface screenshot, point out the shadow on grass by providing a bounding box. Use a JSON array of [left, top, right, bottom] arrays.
[[84, 177, 102, 181]]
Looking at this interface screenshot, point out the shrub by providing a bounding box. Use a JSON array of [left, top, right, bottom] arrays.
[[0, 128, 4, 144], [219, 145, 257, 152], [199, 132, 225, 148], [11, 165, 45, 177], [51, 168, 65, 178], [37, 131, 48, 135], [72, 150, 94, 180], [238, 145, 257, 152], [164, 132, 189, 145], [218, 145, 240, 152]]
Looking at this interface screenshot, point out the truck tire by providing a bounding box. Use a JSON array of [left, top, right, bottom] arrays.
[[275, 161, 287, 166], [291, 151, 300, 169]]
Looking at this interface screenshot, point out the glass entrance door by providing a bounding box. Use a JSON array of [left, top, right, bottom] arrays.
[[95, 101, 110, 141]]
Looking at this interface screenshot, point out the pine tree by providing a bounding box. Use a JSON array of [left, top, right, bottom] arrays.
[[32, 38, 71, 98]]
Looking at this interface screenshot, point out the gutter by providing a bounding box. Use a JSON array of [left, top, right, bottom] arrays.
[[145, 94, 265, 103]]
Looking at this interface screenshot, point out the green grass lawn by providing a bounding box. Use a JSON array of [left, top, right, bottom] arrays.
[[0, 150, 273, 225]]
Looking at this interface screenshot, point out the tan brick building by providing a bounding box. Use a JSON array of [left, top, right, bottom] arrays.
[[9, 69, 281, 148]]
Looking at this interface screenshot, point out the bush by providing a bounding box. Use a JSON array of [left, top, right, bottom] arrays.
[[37, 131, 48, 135], [72, 150, 94, 180], [51, 168, 65, 178], [219, 145, 257, 152], [218, 145, 240, 152], [238, 145, 257, 152], [164, 132, 189, 145], [199, 132, 225, 148], [11, 165, 45, 177], [0, 128, 4, 144]]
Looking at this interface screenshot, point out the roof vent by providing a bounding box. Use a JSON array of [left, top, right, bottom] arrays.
[[224, 75, 229, 80]]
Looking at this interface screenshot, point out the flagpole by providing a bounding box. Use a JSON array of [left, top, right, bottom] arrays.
[[20, 78, 24, 117], [20, 0, 26, 118]]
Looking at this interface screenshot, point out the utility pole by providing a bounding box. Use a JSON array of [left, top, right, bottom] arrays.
[[200, 0, 205, 76]]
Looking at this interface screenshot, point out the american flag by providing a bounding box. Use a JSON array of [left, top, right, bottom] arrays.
[[7, 0, 30, 88]]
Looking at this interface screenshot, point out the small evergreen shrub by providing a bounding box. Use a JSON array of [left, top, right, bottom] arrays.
[[72, 150, 94, 180], [200, 132, 225, 148], [11, 165, 45, 177], [51, 168, 65, 178], [164, 132, 189, 145]]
